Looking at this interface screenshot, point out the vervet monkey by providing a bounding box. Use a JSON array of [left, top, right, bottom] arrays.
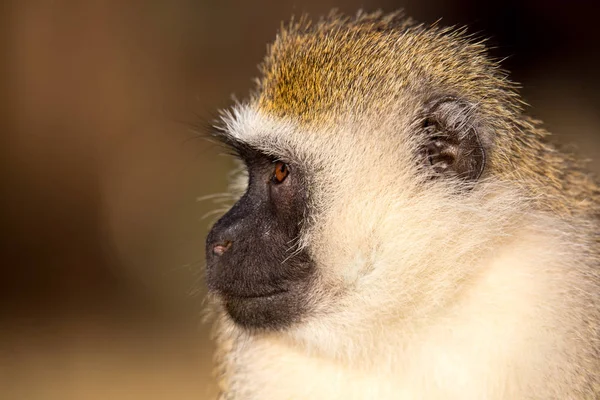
[[204, 10, 600, 399]]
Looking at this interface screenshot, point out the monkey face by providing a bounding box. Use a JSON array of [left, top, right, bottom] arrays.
[[205, 92, 494, 334], [205, 147, 315, 330]]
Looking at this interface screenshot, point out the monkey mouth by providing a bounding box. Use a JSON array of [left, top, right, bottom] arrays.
[[219, 288, 289, 300], [220, 288, 304, 330]]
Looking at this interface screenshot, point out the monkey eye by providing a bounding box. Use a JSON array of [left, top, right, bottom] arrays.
[[272, 161, 289, 184]]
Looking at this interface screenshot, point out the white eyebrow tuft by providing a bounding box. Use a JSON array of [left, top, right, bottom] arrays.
[[219, 104, 265, 142]]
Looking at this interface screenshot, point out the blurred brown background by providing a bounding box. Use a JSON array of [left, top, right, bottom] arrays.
[[1, 1, 599, 399]]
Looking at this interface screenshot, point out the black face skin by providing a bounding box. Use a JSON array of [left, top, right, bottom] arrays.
[[205, 140, 315, 330]]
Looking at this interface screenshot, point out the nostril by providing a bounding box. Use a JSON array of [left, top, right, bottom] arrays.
[[213, 241, 232, 256]]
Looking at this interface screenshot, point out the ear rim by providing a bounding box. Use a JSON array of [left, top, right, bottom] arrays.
[[419, 95, 488, 182]]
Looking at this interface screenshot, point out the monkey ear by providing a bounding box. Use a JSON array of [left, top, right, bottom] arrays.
[[420, 96, 488, 182]]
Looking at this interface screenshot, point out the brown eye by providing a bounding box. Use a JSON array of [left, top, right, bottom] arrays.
[[272, 161, 289, 184]]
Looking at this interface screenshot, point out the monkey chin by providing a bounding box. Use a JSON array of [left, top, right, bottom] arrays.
[[222, 289, 308, 331]]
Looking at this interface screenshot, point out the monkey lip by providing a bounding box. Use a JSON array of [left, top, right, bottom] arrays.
[[220, 288, 289, 300], [222, 287, 302, 330]]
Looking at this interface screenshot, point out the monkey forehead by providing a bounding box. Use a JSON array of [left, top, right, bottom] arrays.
[[255, 12, 511, 126], [219, 103, 412, 168]]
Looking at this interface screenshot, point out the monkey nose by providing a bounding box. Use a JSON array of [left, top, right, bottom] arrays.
[[212, 241, 232, 256]]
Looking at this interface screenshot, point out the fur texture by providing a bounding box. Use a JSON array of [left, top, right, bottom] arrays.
[[207, 10, 600, 399]]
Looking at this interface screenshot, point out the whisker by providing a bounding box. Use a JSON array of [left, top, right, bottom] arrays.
[[281, 245, 303, 265], [196, 193, 234, 202], [201, 208, 229, 221]]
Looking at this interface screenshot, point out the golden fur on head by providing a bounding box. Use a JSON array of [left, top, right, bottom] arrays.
[[254, 10, 598, 215], [209, 10, 600, 400]]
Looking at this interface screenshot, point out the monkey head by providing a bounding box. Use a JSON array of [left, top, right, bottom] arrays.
[[205, 11, 527, 350]]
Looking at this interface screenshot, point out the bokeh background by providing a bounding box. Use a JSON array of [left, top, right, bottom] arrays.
[[2, 1, 599, 399]]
